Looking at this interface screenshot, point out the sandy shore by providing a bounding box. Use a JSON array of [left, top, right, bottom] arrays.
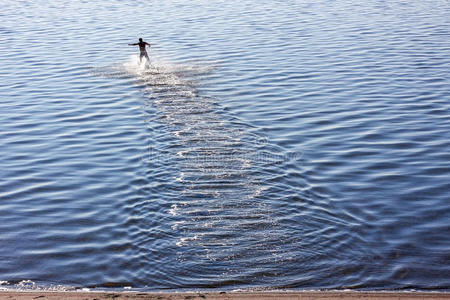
[[0, 291, 449, 300]]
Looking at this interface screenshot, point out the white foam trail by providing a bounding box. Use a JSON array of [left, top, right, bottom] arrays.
[[95, 54, 284, 266], [126, 56, 282, 264]]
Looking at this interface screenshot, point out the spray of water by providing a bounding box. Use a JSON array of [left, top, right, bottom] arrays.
[[92, 54, 303, 285]]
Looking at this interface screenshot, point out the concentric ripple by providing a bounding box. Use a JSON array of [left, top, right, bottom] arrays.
[[102, 57, 314, 288]]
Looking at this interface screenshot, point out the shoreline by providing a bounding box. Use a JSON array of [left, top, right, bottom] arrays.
[[0, 291, 449, 299]]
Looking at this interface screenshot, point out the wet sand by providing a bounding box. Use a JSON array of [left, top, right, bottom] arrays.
[[0, 291, 449, 300]]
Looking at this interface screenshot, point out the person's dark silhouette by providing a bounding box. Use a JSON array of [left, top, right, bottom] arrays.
[[128, 38, 151, 64]]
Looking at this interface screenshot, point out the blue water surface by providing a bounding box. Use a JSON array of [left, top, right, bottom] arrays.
[[0, 0, 449, 291]]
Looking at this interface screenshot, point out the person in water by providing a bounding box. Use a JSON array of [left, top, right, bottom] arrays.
[[128, 38, 151, 64]]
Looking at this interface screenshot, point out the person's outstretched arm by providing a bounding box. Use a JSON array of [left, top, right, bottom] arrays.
[[128, 43, 138, 46]]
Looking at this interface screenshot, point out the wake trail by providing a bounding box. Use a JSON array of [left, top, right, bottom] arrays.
[[92, 55, 306, 286]]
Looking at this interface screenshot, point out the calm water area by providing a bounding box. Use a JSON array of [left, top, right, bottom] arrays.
[[0, 0, 449, 291]]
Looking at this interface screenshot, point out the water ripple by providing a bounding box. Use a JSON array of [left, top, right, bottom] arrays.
[[0, 0, 449, 292]]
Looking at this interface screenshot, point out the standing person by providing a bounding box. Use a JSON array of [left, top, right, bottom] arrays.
[[128, 38, 151, 64]]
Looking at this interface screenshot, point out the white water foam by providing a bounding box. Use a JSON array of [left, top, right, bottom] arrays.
[[120, 55, 285, 264]]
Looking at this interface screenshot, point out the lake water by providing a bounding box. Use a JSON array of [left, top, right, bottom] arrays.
[[0, 0, 449, 292]]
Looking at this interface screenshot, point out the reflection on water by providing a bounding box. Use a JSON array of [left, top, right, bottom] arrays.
[[115, 57, 310, 288]]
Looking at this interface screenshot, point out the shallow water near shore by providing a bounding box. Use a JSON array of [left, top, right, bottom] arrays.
[[0, 0, 449, 291]]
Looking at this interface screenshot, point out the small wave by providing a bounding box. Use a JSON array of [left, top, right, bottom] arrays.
[[0, 280, 74, 292]]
